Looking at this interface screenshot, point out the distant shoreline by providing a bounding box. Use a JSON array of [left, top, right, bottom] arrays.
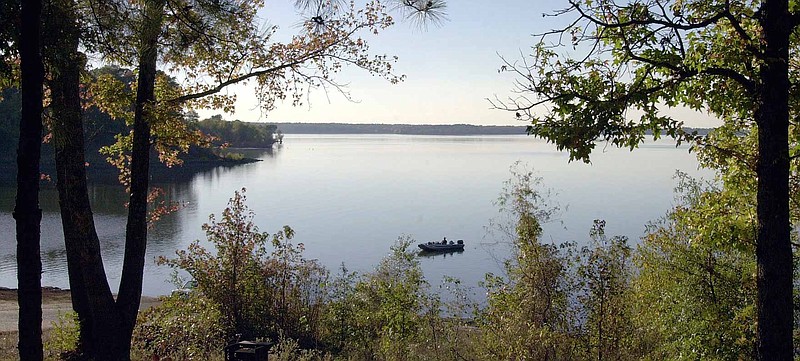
[[270, 123, 713, 137], [272, 123, 528, 136]]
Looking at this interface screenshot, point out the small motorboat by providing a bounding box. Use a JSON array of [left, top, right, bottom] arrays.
[[418, 239, 465, 252]]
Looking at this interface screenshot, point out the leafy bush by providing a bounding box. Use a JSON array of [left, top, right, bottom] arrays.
[[478, 165, 577, 360], [44, 311, 80, 359], [633, 174, 759, 359], [159, 188, 328, 346], [477, 164, 641, 360], [270, 334, 332, 361], [222, 152, 244, 161], [411, 276, 481, 361], [321, 237, 428, 359], [574, 220, 637, 360], [132, 293, 225, 360]]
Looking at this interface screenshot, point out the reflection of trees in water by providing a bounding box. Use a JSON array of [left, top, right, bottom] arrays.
[[232, 147, 277, 159], [0, 147, 282, 291], [0, 169, 204, 291], [147, 180, 198, 256], [194, 161, 265, 186]]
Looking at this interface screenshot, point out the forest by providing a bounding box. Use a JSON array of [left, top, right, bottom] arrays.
[[6, 0, 800, 360], [196, 115, 278, 149], [0, 68, 277, 168]]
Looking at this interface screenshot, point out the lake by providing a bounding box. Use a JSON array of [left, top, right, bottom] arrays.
[[0, 134, 712, 296]]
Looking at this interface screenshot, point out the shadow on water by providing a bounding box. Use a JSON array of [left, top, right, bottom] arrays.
[[417, 250, 465, 259], [0, 145, 277, 186], [0, 148, 279, 294]]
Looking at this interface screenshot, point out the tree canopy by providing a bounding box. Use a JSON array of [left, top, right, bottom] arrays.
[[496, 0, 798, 358], [4, 0, 449, 359]]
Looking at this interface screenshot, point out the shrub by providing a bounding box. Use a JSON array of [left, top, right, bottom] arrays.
[[44, 311, 80, 359], [270, 334, 332, 361], [632, 174, 759, 359], [132, 293, 225, 360], [478, 164, 577, 360], [321, 237, 428, 359], [574, 220, 637, 360], [159, 188, 328, 346]]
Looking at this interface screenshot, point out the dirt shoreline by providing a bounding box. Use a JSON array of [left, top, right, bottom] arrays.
[[0, 287, 161, 333]]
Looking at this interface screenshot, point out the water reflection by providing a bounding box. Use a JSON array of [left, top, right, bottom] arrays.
[[0, 165, 203, 294], [1, 136, 713, 297], [417, 250, 465, 259]]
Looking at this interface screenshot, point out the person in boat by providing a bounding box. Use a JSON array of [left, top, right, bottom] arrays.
[[441, 237, 447, 245]]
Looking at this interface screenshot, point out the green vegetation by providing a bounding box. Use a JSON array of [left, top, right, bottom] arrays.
[[157, 189, 328, 345], [8, 0, 446, 357], [0, 72, 276, 168], [634, 173, 760, 360], [43, 312, 79, 360], [197, 115, 278, 148], [103, 162, 781, 361], [0, 160, 789, 360], [495, 0, 799, 358], [133, 293, 225, 360]]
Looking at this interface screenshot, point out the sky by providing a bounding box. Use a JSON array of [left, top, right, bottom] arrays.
[[200, 0, 722, 127]]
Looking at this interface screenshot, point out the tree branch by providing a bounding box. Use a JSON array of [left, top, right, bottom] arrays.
[[165, 56, 312, 104], [164, 18, 380, 105], [568, 0, 729, 31]]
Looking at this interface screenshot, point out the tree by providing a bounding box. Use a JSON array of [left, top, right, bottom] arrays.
[[35, 0, 447, 359], [158, 189, 328, 344], [16, 0, 45, 359], [321, 238, 427, 359], [42, 0, 119, 357], [576, 220, 636, 360], [494, 0, 796, 358], [194, 115, 278, 148], [479, 165, 577, 360], [634, 173, 759, 359]]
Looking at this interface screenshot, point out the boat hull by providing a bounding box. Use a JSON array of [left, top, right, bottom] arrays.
[[417, 243, 465, 252]]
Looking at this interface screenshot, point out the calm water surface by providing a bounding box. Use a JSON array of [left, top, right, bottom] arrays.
[[0, 135, 712, 296]]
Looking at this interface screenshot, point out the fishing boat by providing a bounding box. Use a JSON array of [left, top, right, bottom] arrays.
[[418, 239, 465, 252]]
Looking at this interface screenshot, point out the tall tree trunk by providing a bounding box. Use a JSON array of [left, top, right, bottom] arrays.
[[44, 0, 122, 358], [16, 0, 45, 359], [115, 0, 165, 356], [44, 0, 168, 358], [755, 0, 793, 359]]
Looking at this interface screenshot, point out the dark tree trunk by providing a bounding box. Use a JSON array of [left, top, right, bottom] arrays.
[[43, 0, 123, 358], [43, 0, 168, 358], [16, 0, 45, 359], [755, 0, 793, 359], [115, 0, 165, 356]]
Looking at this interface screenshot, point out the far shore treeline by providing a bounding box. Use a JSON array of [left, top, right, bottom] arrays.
[[225, 122, 712, 136], [273, 122, 527, 135], [0, 70, 712, 178], [0, 76, 713, 170]]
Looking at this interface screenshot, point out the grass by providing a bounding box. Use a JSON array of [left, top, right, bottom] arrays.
[[0, 331, 283, 361], [0, 330, 66, 361], [0, 331, 16, 361]]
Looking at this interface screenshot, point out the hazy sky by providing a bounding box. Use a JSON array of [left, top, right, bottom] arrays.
[[204, 1, 721, 127]]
